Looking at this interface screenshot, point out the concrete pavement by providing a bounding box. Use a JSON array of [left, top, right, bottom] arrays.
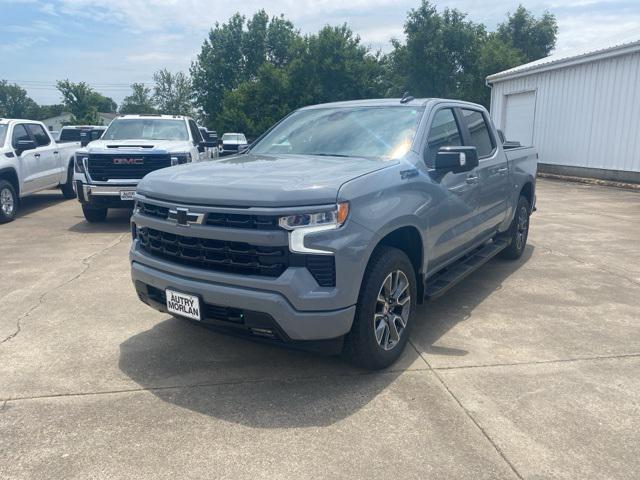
[[1, 179, 639, 479]]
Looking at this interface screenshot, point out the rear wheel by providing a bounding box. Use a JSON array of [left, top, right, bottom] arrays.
[[499, 195, 530, 260], [82, 205, 108, 223], [60, 163, 76, 199], [0, 180, 18, 224], [343, 246, 416, 370]]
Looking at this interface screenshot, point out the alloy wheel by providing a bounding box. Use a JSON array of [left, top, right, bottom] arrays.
[[0, 188, 14, 216], [374, 270, 411, 351], [515, 205, 529, 250]]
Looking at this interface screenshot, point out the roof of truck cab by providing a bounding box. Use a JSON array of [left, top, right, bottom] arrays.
[[116, 114, 190, 120], [0, 118, 41, 124], [299, 98, 485, 110]]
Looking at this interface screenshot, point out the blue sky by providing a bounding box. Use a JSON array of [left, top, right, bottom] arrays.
[[2, 0, 640, 106]]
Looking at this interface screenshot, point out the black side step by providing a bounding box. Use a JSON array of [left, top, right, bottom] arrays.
[[424, 239, 510, 301]]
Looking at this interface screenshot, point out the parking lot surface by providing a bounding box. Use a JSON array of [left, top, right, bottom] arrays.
[[1, 179, 639, 479]]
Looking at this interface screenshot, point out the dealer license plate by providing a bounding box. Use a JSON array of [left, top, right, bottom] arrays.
[[120, 190, 136, 201], [165, 289, 201, 321]]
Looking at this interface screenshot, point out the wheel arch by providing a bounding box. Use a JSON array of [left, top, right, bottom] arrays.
[[520, 181, 534, 211], [0, 167, 20, 197], [373, 225, 425, 303]]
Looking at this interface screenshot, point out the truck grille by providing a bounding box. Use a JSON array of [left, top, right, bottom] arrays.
[[88, 154, 171, 181], [137, 201, 279, 230], [137, 227, 288, 277]]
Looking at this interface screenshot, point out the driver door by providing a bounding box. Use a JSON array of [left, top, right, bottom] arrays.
[[12, 124, 41, 195], [423, 108, 481, 270]]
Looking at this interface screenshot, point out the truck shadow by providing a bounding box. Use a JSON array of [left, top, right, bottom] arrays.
[[15, 192, 70, 218], [68, 209, 132, 233], [118, 245, 533, 428], [412, 245, 534, 358]]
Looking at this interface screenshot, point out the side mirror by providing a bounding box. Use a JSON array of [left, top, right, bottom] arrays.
[[237, 144, 249, 154], [15, 139, 37, 155], [434, 146, 478, 172]]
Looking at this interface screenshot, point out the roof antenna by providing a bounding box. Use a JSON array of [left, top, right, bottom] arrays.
[[400, 91, 414, 104]]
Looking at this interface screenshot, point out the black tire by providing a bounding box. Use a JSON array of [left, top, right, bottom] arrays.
[[82, 205, 108, 223], [60, 163, 76, 199], [0, 180, 18, 224], [343, 246, 417, 370], [499, 195, 531, 260]]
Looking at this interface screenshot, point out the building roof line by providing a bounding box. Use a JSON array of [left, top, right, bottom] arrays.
[[487, 38, 640, 83]]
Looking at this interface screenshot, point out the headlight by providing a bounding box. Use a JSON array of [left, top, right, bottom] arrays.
[[74, 154, 87, 174], [279, 202, 349, 230], [279, 202, 349, 255], [171, 153, 191, 165]]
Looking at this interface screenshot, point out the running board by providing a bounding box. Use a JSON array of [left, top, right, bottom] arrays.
[[424, 239, 509, 301]]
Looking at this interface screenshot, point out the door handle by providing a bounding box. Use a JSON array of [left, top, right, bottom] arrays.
[[466, 174, 479, 184], [53, 151, 59, 155], [34, 153, 41, 158], [498, 167, 508, 174]]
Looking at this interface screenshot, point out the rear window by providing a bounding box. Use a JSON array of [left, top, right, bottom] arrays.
[[461, 109, 495, 158], [59, 128, 82, 142]]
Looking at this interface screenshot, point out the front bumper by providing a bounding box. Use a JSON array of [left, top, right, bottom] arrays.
[[75, 179, 137, 208], [129, 195, 377, 341], [131, 260, 355, 341]]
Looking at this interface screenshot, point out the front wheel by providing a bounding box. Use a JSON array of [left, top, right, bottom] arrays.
[[343, 246, 417, 370], [82, 205, 108, 223], [0, 180, 18, 224], [499, 195, 531, 260], [60, 164, 76, 199]]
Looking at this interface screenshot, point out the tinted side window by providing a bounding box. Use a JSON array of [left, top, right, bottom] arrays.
[[188, 120, 202, 143], [26, 124, 51, 146], [461, 109, 494, 158], [11, 124, 30, 148], [426, 109, 462, 167]]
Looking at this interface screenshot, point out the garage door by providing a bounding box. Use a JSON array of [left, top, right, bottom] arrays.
[[503, 91, 536, 146]]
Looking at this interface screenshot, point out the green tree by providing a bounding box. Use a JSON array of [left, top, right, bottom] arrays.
[[56, 80, 117, 124], [191, 11, 299, 127], [0, 80, 39, 119], [152, 69, 193, 116], [35, 104, 66, 120], [387, 2, 486, 100], [497, 5, 558, 62], [120, 83, 156, 114]]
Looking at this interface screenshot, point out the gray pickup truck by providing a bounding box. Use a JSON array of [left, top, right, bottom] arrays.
[[130, 98, 537, 369]]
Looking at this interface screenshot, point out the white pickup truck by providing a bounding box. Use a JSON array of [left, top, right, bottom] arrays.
[[73, 115, 215, 222], [0, 119, 78, 223]]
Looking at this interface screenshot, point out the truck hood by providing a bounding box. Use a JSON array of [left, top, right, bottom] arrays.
[[137, 153, 396, 207], [79, 139, 193, 154]]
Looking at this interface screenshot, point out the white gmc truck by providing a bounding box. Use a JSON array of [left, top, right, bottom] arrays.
[[0, 118, 78, 223], [74, 115, 215, 222]]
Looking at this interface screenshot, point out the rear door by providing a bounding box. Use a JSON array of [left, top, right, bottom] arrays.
[[459, 108, 509, 239], [25, 123, 61, 187], [424, 107, 481, 269]]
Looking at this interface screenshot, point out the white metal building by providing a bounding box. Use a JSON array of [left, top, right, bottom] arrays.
[[487, 38, 640, 183]]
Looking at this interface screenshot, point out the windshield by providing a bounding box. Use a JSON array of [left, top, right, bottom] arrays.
[[251, 106, 424, 159], [0, 125, 7, 147], [102, 119, 188, 141]]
